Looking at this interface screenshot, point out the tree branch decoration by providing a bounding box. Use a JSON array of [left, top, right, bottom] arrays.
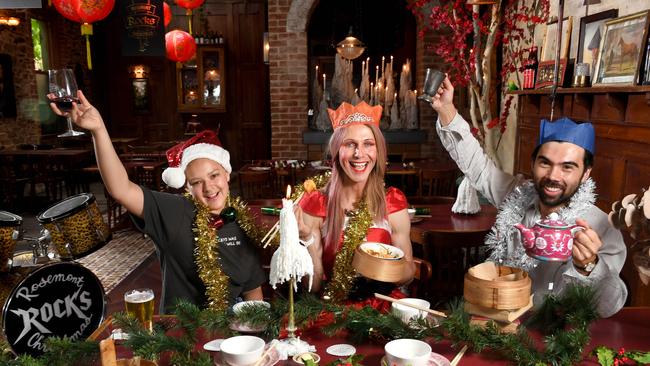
[[408, 0, 548, 167]]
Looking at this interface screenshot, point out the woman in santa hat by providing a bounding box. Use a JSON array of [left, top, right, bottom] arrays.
[[49, 91, 266, 314]]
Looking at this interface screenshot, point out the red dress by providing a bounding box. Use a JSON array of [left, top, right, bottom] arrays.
[[299, 187, 409, 280]]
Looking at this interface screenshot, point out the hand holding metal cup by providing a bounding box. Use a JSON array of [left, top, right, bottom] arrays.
[[417, 68, 446, 103]]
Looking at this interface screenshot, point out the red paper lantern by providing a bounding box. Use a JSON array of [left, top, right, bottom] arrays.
[[174, 0, 204, 10], [165, 30, 196, 62], [74, 0, 115, 23], [163, 2, 172, 27], [52, 0, 82, 22]]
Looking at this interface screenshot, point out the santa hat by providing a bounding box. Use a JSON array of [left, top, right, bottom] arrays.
[[161, 130, 232, 189], [327, 101, 382, 130]]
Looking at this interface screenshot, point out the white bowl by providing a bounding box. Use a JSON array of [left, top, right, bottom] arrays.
[[359, 242, 404, 260], [220, 335, 266, 366], [384, 339, 432, 366], [391, 298, 430, 324], [232, 300, 271, 314]]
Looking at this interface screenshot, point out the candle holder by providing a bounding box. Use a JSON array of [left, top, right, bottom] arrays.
[[572, 62, 591, 87]]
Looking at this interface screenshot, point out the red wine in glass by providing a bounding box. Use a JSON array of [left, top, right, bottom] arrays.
[[53, 97, 79, 113], [48, 69, 84, 137]]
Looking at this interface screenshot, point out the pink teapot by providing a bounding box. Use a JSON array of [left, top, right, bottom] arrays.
[[514, 212, 584, 262]]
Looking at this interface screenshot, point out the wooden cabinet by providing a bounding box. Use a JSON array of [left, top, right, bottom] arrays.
[[176, 45, 226, 112], [510, 86, 650, 306]]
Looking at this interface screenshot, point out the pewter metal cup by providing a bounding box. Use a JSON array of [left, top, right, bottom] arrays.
[[418, 68, 445, 103]]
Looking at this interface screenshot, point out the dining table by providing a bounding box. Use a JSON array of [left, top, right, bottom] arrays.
[[408, 203, 497, 246], [87, 306, 650, 365]]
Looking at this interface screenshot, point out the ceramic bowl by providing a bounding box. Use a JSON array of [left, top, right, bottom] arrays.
[[220, 335, 265, 366], [391, 298, 430, 324], [232, 300, 271, 314], [384, 339, 432, 366]]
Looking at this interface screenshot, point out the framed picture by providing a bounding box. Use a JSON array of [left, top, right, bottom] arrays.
[[535, 59, 568, 89], [593, 10, 650, 86], [577, 9, 618, 78], [541, 16, 573, 62]]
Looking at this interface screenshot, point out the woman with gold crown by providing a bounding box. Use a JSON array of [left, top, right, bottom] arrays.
[[296, 101, 415, 304]]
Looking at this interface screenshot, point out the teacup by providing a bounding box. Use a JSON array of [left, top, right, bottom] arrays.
[[384, 339, 432, 366], [391, 298, 430, 324], [407, 208, 416, 220], [220, 335, 265, 366]]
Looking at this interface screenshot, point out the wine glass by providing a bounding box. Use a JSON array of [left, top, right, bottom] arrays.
[[417, 68, 445, 103], [48, 68, 85, 137]]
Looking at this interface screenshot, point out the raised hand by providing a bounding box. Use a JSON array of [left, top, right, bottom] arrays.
[[572, 218, 601, 269], [49, 90, 105, 133], [429, 76, 457, 126]]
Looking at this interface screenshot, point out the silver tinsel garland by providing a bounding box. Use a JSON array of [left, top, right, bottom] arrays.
[[486, 178, 597, 271]]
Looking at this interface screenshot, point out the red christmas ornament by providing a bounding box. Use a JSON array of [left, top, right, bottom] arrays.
[[52, 0, 82, 22], [165, 30, 196, 62], [163, 2, 172, 27], [174, 0, 204, 10]]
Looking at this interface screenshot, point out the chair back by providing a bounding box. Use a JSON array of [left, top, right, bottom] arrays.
[[418, 167, 459, 197], [409, 257, 433, 300], [422, 229, 489, 306]]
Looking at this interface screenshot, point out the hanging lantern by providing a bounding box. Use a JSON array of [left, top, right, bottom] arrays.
[[163, 2, 172, 27], [165, 30, 196, 62], [174, 0, 204, 35], [52, 0, 115, 70], [52, 0, 82, 22]]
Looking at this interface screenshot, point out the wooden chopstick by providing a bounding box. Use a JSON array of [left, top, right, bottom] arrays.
[[253, 343, 276, 366], [450, 344, 468, 366], [374, 293, 447, 318]]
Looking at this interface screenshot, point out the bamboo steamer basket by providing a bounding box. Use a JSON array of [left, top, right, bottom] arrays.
[[463, 262, 531, 310], [352, 243, 406, 282]]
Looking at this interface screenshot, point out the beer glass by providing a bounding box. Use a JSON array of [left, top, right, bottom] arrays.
[[124, 288, 155, 332]]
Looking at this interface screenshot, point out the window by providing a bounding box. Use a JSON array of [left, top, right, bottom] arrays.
[[31, 18, 50, 71]]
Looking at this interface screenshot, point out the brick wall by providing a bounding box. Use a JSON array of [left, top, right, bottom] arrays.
[[0, 8, 89, 149]]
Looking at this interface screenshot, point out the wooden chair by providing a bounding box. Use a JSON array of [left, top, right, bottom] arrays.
[[421, 229, 490, 306], [238, 170, 276, 200], [409, 257, 433, 300], [418, 167, 459, 197]]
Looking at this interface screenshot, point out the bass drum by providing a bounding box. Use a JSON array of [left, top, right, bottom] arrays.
[[0, 211, 22, 272], [1, 261, 106, 356], [37, 193, 112, 259]]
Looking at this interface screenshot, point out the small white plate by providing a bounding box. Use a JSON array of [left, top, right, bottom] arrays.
[[326, 344, 356, 357], [203, 338, 224, 352]]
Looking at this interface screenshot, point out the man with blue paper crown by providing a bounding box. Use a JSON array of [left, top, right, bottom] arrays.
[[428, 77, 627, 317]]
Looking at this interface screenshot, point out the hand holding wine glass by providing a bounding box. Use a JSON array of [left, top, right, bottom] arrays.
[[47, 68, 84, 137], [48, 89, 104, 134]]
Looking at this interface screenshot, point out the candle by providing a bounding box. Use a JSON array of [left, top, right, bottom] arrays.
[[285, 185, 292, 200], [375, 66, 379, 85], [315, 65, 318, 77], [323, 73, 326, 92], [381, 56, 385, 76]]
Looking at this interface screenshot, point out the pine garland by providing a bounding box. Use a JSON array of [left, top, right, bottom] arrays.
[[0, 285, 635, 366]]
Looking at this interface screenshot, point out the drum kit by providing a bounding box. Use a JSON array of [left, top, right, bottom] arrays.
[[0, 193, 112, 357]]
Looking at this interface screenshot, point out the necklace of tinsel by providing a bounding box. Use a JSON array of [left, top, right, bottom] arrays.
[[322, 200, 373, 303], [188, 193, 268, 311], [485, 178, 596, 271]]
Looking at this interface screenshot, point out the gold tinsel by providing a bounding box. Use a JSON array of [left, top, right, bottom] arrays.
[[323, 200, 373, 303]]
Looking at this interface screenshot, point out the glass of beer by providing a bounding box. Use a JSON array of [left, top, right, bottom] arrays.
[[124, 288, 155, 332]]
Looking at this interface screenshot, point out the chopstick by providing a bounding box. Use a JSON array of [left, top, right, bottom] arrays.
[[374, 293, 447, 318], [450, 345, 468, 366], [261, 192, 305, 247], [253, 343, 276, 366]]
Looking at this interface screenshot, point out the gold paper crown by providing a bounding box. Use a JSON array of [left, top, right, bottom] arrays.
[[327, 101, 382, 129]]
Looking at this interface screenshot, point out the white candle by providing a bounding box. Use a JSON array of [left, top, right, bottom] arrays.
[[381, 56, 385, 77], [323, 73, 326, 92], [315, 65, 318, 77], [375, 66, 379, 85]]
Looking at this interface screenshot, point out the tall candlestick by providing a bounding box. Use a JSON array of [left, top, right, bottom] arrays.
[[381, 56, 385, 77]]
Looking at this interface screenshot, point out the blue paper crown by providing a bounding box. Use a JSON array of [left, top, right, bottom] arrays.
[[538, 117, 595, 154]]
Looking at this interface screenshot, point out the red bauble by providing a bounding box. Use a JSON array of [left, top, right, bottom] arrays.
[[52, 0, 82, 22], [163, 2, 172, 27], [165, 30, 196, 62], [75, 0, 115, 23], [174, 0, 204, 10]]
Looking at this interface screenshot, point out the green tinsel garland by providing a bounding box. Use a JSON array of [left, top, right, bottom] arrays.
[[0, 285, 629, 366]]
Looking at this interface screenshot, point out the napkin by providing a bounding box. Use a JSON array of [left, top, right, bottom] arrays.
[[452, 177, 481, 214]]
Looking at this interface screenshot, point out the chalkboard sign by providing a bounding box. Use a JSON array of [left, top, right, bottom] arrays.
[[121, 0, 165, 57]]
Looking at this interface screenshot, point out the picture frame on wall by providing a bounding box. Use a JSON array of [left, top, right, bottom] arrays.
[[593, 10, 650, 86], [541, 16, 573, 62], [577, 9, 618, 78]]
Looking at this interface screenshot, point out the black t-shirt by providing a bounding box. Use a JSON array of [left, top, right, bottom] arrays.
[[132, 187, 266, 313]]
